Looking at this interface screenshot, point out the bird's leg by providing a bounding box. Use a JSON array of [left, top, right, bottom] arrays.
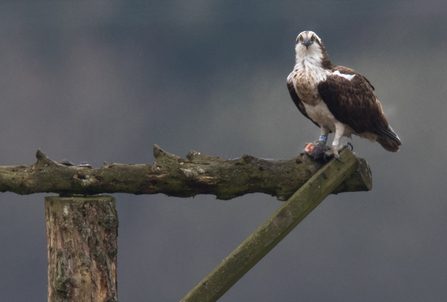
[[304, 127, 331, 159], [318, 126, 330, 145], [325, 123, 350, 160]]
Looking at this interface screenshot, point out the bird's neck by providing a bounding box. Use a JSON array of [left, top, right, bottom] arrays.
[[294, 53, 326, 78], [295, 54, 323, 69], [294, 54, 334, 77], [293, 52, 332, 90], [294, 46, 333, 70]]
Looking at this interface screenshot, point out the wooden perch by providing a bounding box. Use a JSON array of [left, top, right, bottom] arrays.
[[0, 145, 372, 200], [181, 148, 365, 302]]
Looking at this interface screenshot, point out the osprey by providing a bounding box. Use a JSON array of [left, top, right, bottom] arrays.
[[287, 31, 401, 158]]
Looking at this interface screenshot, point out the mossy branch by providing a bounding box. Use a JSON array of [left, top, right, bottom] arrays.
[[0, 144, 372, 200]]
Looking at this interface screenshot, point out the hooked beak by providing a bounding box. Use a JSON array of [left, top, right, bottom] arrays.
[[302, 39, 313, 49]]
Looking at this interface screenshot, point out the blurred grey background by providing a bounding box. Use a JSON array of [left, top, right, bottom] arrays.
[[0, 1, 446, 301]]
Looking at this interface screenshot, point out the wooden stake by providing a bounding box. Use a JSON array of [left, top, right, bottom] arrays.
[[45, 195, 118, 302], [181, 149, 367, 302]]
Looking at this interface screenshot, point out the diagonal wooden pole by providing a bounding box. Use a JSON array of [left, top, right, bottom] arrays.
[[180, 149, 371, 302]]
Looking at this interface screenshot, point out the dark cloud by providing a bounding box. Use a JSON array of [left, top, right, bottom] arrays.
[[0, 2, 445, 301]]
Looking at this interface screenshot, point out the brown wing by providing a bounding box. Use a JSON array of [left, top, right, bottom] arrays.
[[286, 75, 321, 128], [317, 67, 398, 143]]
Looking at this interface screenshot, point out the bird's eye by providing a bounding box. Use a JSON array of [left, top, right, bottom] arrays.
[[311, 35, 316, 41]]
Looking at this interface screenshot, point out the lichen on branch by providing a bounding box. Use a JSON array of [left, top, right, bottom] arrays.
[[0, 145, 372, 200]]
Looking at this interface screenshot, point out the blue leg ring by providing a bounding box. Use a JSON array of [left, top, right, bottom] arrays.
[[319, 135, 328, 144]]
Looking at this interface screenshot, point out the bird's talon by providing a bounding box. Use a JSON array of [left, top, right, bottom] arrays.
[[347, 142, 353, 151]]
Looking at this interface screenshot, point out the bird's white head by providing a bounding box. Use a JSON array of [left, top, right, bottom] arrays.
[[294, 31, 327, 64]]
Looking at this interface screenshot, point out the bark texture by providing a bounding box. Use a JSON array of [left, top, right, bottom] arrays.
[[0, 144, 371, 201], [45, 195, 118, 302]]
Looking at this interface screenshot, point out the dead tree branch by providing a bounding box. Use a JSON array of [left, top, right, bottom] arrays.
[[0, 144, 372, 200]]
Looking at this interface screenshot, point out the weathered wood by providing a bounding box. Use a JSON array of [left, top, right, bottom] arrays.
[[0, 145, 371, 200], [45, 195, 118, 302], [181, 149, 360, 302]]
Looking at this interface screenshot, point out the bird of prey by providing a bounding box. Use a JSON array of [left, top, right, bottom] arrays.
[[287, 31, 401, 159]]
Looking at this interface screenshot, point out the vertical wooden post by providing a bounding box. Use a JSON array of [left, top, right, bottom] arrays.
[[45, 195, 118, 302]]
